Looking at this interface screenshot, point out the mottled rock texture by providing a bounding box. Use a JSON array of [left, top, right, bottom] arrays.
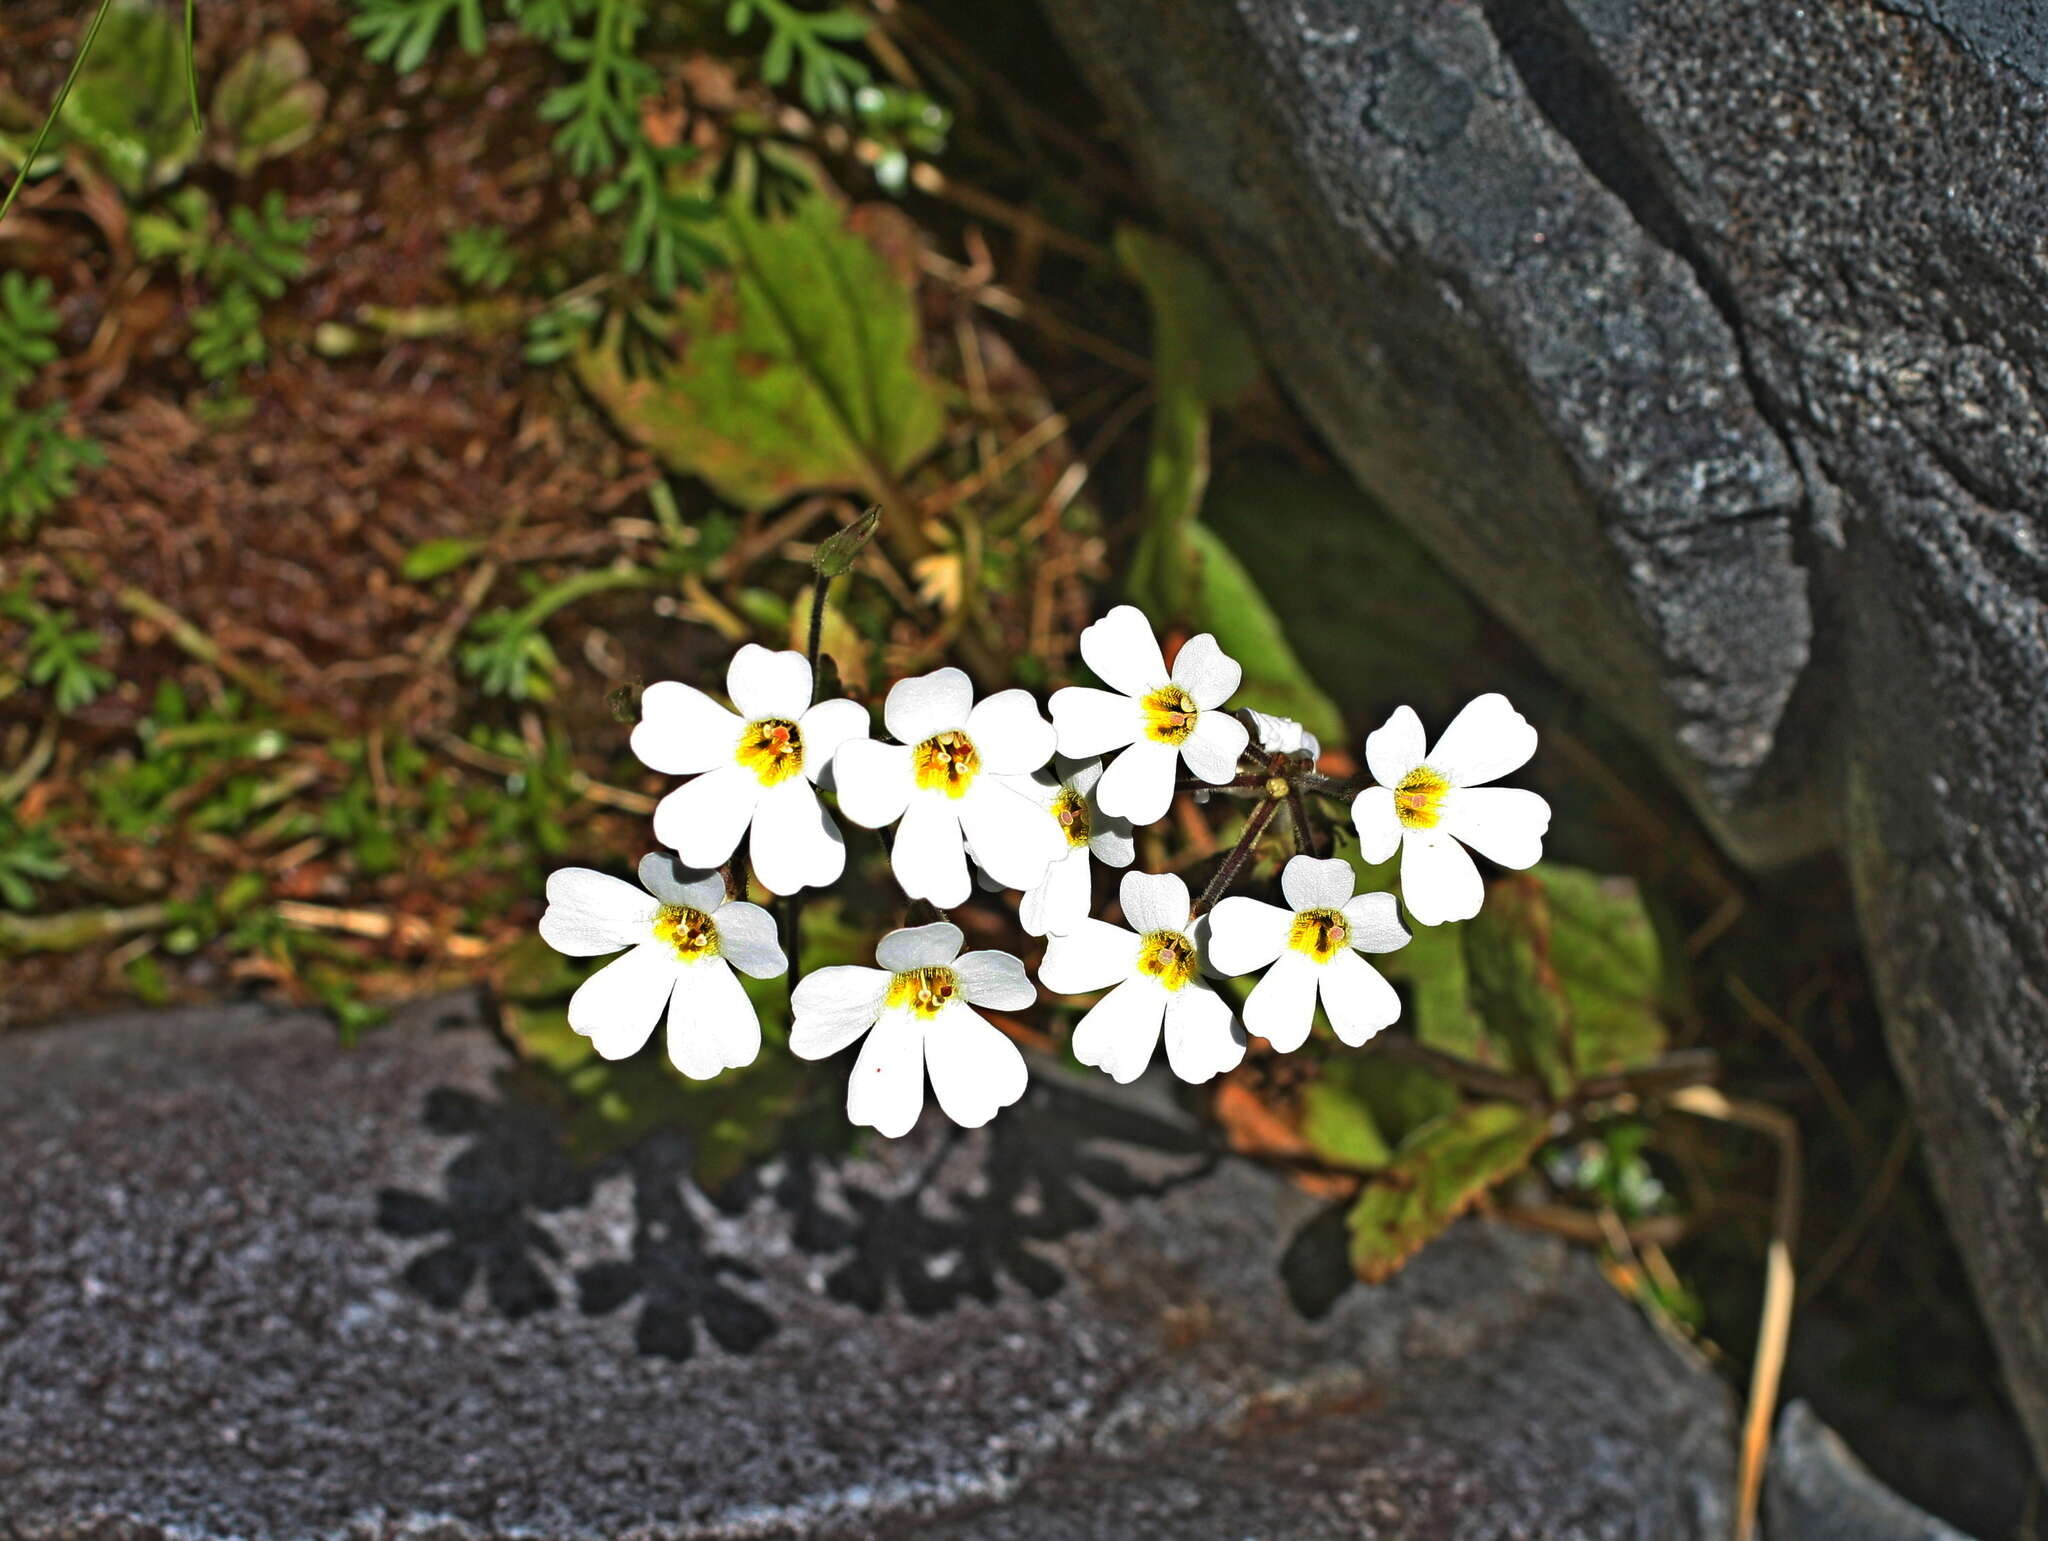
[[1037, 0, 2048, 1472], [0, 1003, 1749, 1539]]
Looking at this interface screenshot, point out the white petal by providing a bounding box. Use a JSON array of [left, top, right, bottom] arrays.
[[1039, 918, 1140, 994], [1426, 693, 1538, 787], [1163, 983, 1246, 1083], [1204, 896, 1292, 976], [1320, 949, 1402, 1046], [638, 853, 726, 912], [1119, 869, 1192, 935], [1088, 814, 1136, 869], [1178, 709, 1249, 785], [884, 666, 974, 745], [540, 868, 659, 956], [876, 921, 964, 971], [965, 689, 1056, 775], [1365, 704, 1427, 789], [799, 698, 870, 787], [1169, 632, 1241, 710], [653, 763, 761, 870], [1281, 854, 1356, 912], [567, 943, 675, 1059], [1096, 737, 1180, 825], [789, 965, 890, 1059], [1400, 829, 1486, 926], [1061, 756, 1105, 796], [1049, 686, 1143, 759], [1440, 786, 1551, 870], [1340, 891, 1411, 955], [712, 900, 786, 978], [1070, 976, 1166, 1083], [1020, 844, 1094, 939], [831, 738, 914, 830], [959, 777, 1064, 892], [727, 644, 813, 721], [666, 957, 762, 1079], [846, 1007, 927, 1138], [955, 948, 1035, 1010], [1079, 603, 1170, 698], [892, 795, 971, 907], [925, 1005, 1028, 1128], [1243, 950, 1319, 1053], [631, 682, 744, 775], [1351, 785, 1402, 865], [749, 775, 845, 895], [1247, 709, 1311, 757]]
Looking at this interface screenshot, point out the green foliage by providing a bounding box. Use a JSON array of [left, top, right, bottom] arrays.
[[56, 0, 203, 195], [1346, 1101, 1551, 1282], [445, 226, 518, 292], [3, 583, 113, 712], [592, 143, 724, 295], [728, 0, 872, 115], [211, 193, 316, 298], [0, 275, 103, 539], [209, 35, 328, 174], [577, 190, 947, 510], [348, 0, 487, 73], [401, 535, 487, 580], [188, 285, 268, 380], [537, 0, 658, 176], [0, 811, 68, 910], [458, 564, 654, 700], [1115, 226, 1343, 746], [851, 85, 951, 194]]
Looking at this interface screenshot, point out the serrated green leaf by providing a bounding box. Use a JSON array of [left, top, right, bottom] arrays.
[[1346, 1100, 1548, 1283], [58, 0, 201, 196], [400, 536, 484, 581], [577, 192, 946, 510], [210, 35, 327, 174]]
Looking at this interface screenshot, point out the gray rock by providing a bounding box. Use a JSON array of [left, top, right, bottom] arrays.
[[1768, 1401, 1976, 1541], [0, 1002, 1743, 1538], [1037, 0, 2048, 1474]]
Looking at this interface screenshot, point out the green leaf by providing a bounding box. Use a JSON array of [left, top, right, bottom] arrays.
[[210, 35, 327, 174], [1336, 829, 1494, 1062], [1300, 1066, 1394, 1170], [1115, 226, 1343, 746], [58, 0, 202, 196], [400, 536, 484, 581], [1535, 865, 1668, 1076], [1346, 1100, 1549, 1283], [1466, 873, 1578, 1101], [577, 192, 946, 511]]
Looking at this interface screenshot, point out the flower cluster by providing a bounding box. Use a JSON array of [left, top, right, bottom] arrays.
[[540, 606, 1550, 1136]]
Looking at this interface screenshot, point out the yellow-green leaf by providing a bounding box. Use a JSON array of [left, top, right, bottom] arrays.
[[1346, 1100, 1549, 1283]]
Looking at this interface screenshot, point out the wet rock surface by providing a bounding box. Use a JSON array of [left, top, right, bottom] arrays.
[[0, 1001, 1757, 1538], [1037, 0, 2048, 1473]]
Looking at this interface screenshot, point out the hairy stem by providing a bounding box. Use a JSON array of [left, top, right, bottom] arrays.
[[1191, 794, 1281, 917]]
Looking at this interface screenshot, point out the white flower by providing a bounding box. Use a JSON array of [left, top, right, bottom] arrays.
[[1048, 605, 1251, 826], [632, 645, 870, 896], [831, 667, 1064, 908], [1351, 693, 1551, 926], [1246, 709, 1319, 763], [1037, 871, 1245, 1085], [538, 854, 785, 1078], [1012, 756, 1136, 938], [789, 922, 1034, 1137], [1207, 855, 1410, 1051]]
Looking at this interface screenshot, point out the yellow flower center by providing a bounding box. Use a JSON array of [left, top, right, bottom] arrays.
[[1288, 907, 1351, 964], [1136, 928, 1198, 992], [1052, 786, 1092, 849], [886, 965, 960, 1019], [1141, 683, 1199, 746], [652, 904, 720, 963], [1394, 764, 1451, 829], [912, 730, 980, 798], [736, 717, 804, 787]]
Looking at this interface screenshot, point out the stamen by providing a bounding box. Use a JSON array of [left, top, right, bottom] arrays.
[[912, 730, 981, 798], [1287, 907, 1350, 964], [1394, 764, 1450, 830], [736, 717, 805, 787], [1136, 929, 1197, 992], [653, 904, 720, 962], [886, 965, 960, 1019], [1141, 684, 1199, 746], [1052, 786, 1092, 848]]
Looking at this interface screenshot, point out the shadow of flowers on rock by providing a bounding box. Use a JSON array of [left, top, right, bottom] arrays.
[[379, 1071, 1217, 1355]]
